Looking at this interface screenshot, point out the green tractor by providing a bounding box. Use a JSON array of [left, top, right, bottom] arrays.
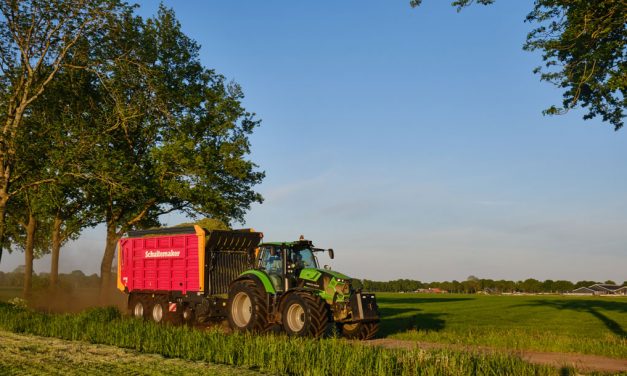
[[227, 237, 380, 339]]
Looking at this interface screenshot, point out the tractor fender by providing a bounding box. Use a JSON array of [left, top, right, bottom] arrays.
[[234, 270, 276, 295]]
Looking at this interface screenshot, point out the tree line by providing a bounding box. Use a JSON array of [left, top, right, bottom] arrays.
[[0, 1, 263, 300], [362, 277, 626, 294], [0, 268, 99, 291]]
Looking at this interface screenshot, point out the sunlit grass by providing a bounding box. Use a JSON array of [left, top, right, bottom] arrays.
[[377, 293, 627, 358]]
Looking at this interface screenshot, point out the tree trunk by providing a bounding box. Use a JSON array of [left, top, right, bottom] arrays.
[[0, 195, 7, 264], [50, 214, 62, 292], [99, 224, 120, 303], [23, 212, 36, 298]]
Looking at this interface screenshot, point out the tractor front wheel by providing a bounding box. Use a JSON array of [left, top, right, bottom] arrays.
[[339, 321, 379, 340], [281, 292, 330, 338]]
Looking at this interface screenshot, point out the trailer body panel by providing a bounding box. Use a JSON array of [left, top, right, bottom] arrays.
[[118, 226, 262, 297], [119, 232, 201, 294]]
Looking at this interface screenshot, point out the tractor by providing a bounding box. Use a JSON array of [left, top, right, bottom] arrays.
[[227, 237, 380, 339]]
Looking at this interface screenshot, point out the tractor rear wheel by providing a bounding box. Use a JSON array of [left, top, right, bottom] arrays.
[[281, 291, 330, 338], [227, 279, 271, 332], [339, 321, 379, 340]]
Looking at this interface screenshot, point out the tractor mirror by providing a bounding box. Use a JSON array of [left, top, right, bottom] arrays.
[[328, 248, 334, 259]]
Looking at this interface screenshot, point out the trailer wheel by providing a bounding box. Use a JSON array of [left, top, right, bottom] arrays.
[[227, 279, 271, 333], [182, 306, 195, 325], [339, 321, 380, 340], [281, 291, 330, 338], [151, 300, 165, 323], [129, 294, 148, 320]]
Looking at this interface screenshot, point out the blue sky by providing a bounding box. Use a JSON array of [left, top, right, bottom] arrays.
[[2, 1, 625, 283]]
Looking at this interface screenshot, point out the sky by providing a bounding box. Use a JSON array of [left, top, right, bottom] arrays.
[[1, 1, 625, 283]]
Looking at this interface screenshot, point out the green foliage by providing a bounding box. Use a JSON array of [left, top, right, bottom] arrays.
[[0, 303, 568, 376], [0, 269, 99, 290], [173, 218, 230, 231], [410, 0, 626, 130]]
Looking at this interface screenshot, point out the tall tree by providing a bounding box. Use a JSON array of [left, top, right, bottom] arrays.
[[82, 6, 263, 299], [0, 0, 125, 264], [410, 0, 626, 130], [29, 40, 103, 291]]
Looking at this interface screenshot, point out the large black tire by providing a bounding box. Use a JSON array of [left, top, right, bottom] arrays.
[[281, 291, 331, 338], [227, 279, 272, 333], [339, 321, 380, 340], [129, 293, 149, 320]]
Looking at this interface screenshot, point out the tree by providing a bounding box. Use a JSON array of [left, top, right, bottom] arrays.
[[27, 44, 103, 291], [174, 218, 230, 231], [3, 190, 51, 297], [79, 6, 263, 299], [520, 278, 542, 293], [574, 280, 598, 288], [553, 280, 574, 292], [410, 0, 626, 130], [542, 279, 555, 293], [0, 0, 125, 265]]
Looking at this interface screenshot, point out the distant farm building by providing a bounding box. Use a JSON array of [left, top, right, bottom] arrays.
[[415, 288, 448, 294], [570, 284, 627, 296]]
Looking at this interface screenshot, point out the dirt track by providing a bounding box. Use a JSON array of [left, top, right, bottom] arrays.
[[366, 338, 627, 373]]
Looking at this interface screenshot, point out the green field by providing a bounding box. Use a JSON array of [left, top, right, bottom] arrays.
[[0, 302, 581, 376], [377, 293, 627, 358], [1, 289, 625, 374]]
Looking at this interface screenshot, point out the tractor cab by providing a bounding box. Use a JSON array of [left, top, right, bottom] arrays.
[[257, 239, 330, 292], [229, 236, 379, 339]]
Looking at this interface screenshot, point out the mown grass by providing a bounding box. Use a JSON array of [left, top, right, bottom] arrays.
[[377, 293, 627, 358], [0, 303, 589, 376], [0, 329, 263, 375]]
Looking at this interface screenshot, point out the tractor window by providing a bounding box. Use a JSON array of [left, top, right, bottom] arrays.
[[259, 247, 283, 275], [259, 246, 284, 291], [293, 249, 317, 269]]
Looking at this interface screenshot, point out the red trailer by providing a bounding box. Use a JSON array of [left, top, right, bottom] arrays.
[[117, 225, 262, 323]]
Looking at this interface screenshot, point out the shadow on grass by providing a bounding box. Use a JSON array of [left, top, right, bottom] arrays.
[[518, 299, 627, 339], [375, 296, 470, 337]]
